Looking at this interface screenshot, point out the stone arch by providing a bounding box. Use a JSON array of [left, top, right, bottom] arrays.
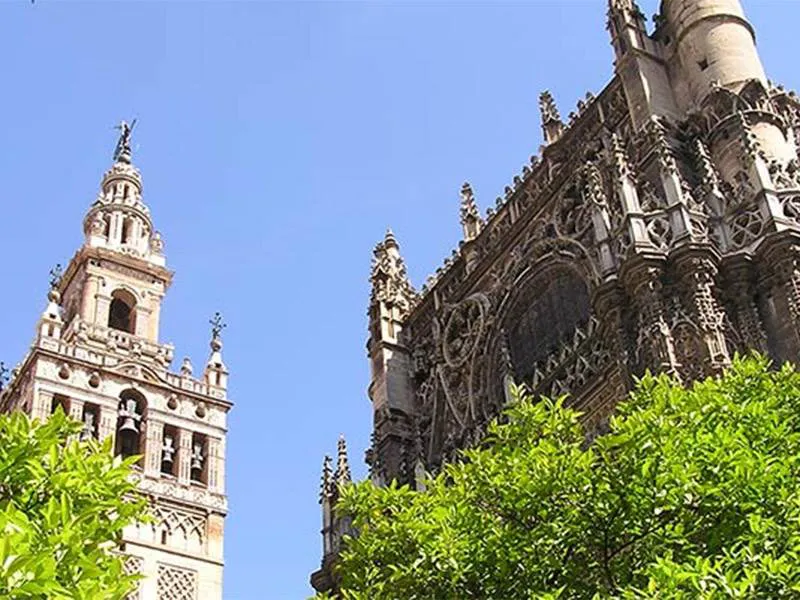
[[109, 288, 137, 333], [486, 257, 594, 406]]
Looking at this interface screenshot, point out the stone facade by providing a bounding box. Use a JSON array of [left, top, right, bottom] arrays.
[[0, 131, 231, 600], [312, 0, 800, 592]]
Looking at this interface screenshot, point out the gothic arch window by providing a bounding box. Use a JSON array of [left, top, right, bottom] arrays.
[[505, 265, 591, 383], [109, 289, 136, 334], [115, 389, 147, 461]]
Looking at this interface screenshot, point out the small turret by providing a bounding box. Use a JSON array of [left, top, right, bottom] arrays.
[[38, 265, 64, 341]]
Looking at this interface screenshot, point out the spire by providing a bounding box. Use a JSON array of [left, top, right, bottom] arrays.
[[334, 435, 352, 486], [370, 229, 417, 314], [459, 182, 483, 241], [539, 91, 565, 145], [204, 312, 229, 389]]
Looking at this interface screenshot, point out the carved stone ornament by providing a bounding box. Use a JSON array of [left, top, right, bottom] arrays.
[[443, 295, 488, 368]]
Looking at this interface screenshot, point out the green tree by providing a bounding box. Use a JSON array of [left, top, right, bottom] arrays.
[[0, 409, 145, 599], [321, 356, 800, 599]]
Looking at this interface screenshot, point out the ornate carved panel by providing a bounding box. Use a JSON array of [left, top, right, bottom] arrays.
[[156, 564, 197, 600]]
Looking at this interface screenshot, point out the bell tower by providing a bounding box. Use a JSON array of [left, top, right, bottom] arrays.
[[0, 123, 232, 600]]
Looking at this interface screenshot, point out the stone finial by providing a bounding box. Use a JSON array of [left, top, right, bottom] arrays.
[[180, 357, 193, 377], [459, 182, 483, 242], [370, 229, 417, 315], [319, 455, 334, 503], [334, 435, 352, 486], [539, 91, 565, 145]]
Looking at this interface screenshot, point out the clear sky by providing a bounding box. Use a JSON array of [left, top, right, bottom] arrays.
[[1, 1, 799, 598]]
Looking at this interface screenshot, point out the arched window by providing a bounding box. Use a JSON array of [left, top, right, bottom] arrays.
[[190, 433, 207, 485], [115, 389, 147, 461], [50, 394, 70, 416], [121, 217, 133, 245], [108, 289, 136, 333], [80, 403, 99, 441], [506, 266, 591, 383]]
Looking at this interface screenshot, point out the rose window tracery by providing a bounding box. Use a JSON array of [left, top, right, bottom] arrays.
[[506, 267, 591, 384]]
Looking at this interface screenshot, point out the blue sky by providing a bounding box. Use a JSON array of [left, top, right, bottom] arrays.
[[1, 1, 799, 598]]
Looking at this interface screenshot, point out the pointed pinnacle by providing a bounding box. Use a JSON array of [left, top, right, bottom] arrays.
[[335, 435, 352, 485], [320, 455, 333, 502], [538, 91, 562, 124], [459, 182, 480, 223]]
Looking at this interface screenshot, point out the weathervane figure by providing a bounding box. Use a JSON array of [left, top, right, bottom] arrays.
[[49, 264, 63, 291], [210, 312, 227, 340], [113, 119, 137, 163]]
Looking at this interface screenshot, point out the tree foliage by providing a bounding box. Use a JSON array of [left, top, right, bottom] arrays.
[[321, 356, 800, 599], [0, 409, 145, 599]]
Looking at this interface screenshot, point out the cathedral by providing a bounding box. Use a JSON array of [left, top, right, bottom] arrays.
[[312, 0, 800, 592], [0, 125, 231, 599]]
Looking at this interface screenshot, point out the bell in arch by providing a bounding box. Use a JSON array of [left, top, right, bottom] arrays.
[[162, 435, 176, 466], [118, 397, 141, 433], [191, 442, 204, 472]]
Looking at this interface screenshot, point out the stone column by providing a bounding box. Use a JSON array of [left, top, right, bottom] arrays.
[[144, 420, 164, 478], [177, 428, 192, 485], [32, 389, 53, 422], [98, 405, 116, 443], [95, 294, 112, 329], [81, 275, 100, 324], [206, 437, 224, 493], [68, 398, 84, 422]]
